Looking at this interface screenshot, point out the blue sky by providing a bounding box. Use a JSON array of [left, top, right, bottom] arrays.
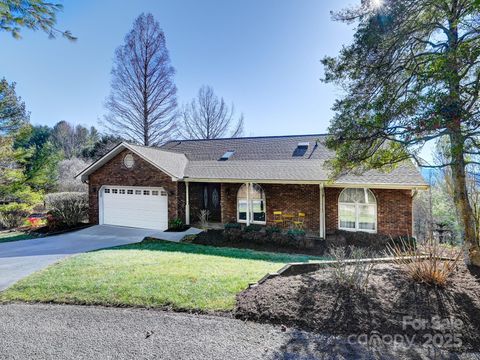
[[0, 0, 355, 137]]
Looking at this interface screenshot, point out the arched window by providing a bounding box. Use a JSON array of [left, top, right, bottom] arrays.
[[237, 183, 266, 224], [338, 188, 377, 232]]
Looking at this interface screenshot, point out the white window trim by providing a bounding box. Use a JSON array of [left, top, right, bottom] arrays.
[[338, 188, 377, 233], [237, 183, 267, 225]]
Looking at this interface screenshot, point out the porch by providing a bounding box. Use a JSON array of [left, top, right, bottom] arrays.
[[182, 182, 326, 237]]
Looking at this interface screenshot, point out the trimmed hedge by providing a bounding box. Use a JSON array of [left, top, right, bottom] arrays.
[[326, 230, 416, 252], [45, 192, 88, 227]]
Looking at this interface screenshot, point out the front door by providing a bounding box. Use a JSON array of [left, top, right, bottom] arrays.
[[201, 184, 221, 222]]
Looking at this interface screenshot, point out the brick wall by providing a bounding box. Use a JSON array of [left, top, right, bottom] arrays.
[[325, 187, 412, 237], [221, 183, 241, 223], [179, 182, 205, 223], [220, 183, 320, 233], [88, 149, 179, 224]]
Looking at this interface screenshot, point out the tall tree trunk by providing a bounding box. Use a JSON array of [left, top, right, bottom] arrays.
[[449, 133, 480, 266], [446, 6, 480, 266]]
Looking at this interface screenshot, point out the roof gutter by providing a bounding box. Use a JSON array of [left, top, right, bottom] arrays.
[[177, 177, 429, 190]]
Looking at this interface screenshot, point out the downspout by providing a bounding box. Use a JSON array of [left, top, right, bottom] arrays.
[[411, 188, 418, 238], [246, 182, 250, 226], [320, 183, 326, 238], [185, 181, 190, 225]]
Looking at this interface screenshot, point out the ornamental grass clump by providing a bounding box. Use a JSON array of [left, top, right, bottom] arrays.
[[386, 238, 462, 287]]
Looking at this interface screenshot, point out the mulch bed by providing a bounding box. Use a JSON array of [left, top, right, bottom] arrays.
[[191, 229, 327, 256], [165, 225, 191, 232], [28, 223, 91, 236], [235, 263, 480, 352]]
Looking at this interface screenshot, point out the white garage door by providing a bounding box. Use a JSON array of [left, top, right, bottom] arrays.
[[100, 186, 169, 231]]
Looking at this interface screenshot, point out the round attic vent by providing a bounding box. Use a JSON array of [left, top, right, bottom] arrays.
[[123, 153, 135, 169]]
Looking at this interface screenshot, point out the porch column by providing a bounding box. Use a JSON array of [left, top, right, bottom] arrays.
[[319, 183, 325, 238], [246, 182, 251, 225], [185, 181, 190, 225]]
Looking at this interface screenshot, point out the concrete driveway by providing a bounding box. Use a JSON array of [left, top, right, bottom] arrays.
[[0, 225, 201, 291]]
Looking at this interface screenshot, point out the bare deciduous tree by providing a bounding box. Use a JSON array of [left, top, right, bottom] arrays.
[[103, 13, 177, 146], [56, 158, 89, 192], [180, 85, 244, 140]]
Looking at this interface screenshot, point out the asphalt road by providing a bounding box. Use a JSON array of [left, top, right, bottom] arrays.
[[0, 303, 476, 360]]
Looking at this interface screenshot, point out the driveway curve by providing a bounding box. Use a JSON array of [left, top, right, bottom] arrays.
[[0, 225, 186, 291]]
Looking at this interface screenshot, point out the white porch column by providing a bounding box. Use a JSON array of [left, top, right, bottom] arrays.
[[319, 183, 325, 238], [185, 181, 190, 225], [246, 182, 251, 225]]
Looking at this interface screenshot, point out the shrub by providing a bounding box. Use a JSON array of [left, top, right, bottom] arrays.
[[168, 217, 184, 230], [327, 230, 416, 253], [287, 229, 306, 238], [328, 246, 376, 291], [387, 238, 461, 287], [0, 203, 31, 229], [266, 226, 281, 235], [224, 222, 241, 230], [243, 224, 263, 232], [44, 192, 88, 227]]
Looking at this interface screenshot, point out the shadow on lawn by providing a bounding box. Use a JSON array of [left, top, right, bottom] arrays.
[[98, 238, 319, 264]]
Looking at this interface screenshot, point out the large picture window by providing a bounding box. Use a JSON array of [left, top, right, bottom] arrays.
[[237, 183, 266, 224], [338, 188, 377, 232]]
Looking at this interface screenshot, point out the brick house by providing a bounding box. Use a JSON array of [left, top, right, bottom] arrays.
[[77, 134, 427, 237]]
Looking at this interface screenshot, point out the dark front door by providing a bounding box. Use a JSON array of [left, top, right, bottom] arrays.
[[201, 184, 221, 222]]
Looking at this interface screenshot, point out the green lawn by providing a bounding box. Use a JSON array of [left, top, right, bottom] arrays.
[[0, 231, 35, 244], [0, 239, 321, 311]]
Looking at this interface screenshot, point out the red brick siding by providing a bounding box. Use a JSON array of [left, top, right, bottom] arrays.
[[263, 184, 320, 232], [182, 182, 206, 223], [88, 149, 179, 224], [325, 187, 412, 237], [221, 183, 241, 223], [220, 183, 320, 233]]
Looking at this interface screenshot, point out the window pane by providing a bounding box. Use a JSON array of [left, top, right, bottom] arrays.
[[358, 205, 376, 230], [366, 189, 375, 204], [339, 204, 356, 229], [252, 200, 265, 222], [250, 184, 264, 200], [339, 188, 360, 203], [238, 200, 247, 221], [237, 184, 248, 198]]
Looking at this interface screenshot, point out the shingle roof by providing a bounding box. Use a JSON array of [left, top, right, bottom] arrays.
[[76, 142, 187, 181], [158, 135, 427, 187], [161, 134, 332, 161], [78, 135, 428, 188], [127, 143, 188, 179]]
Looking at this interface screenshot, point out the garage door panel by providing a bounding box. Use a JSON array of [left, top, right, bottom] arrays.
[[101, 186, 168, 231]]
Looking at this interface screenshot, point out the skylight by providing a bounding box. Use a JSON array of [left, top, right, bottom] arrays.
[[293, 142, 310, 157], [219, 150, 235, 161]]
